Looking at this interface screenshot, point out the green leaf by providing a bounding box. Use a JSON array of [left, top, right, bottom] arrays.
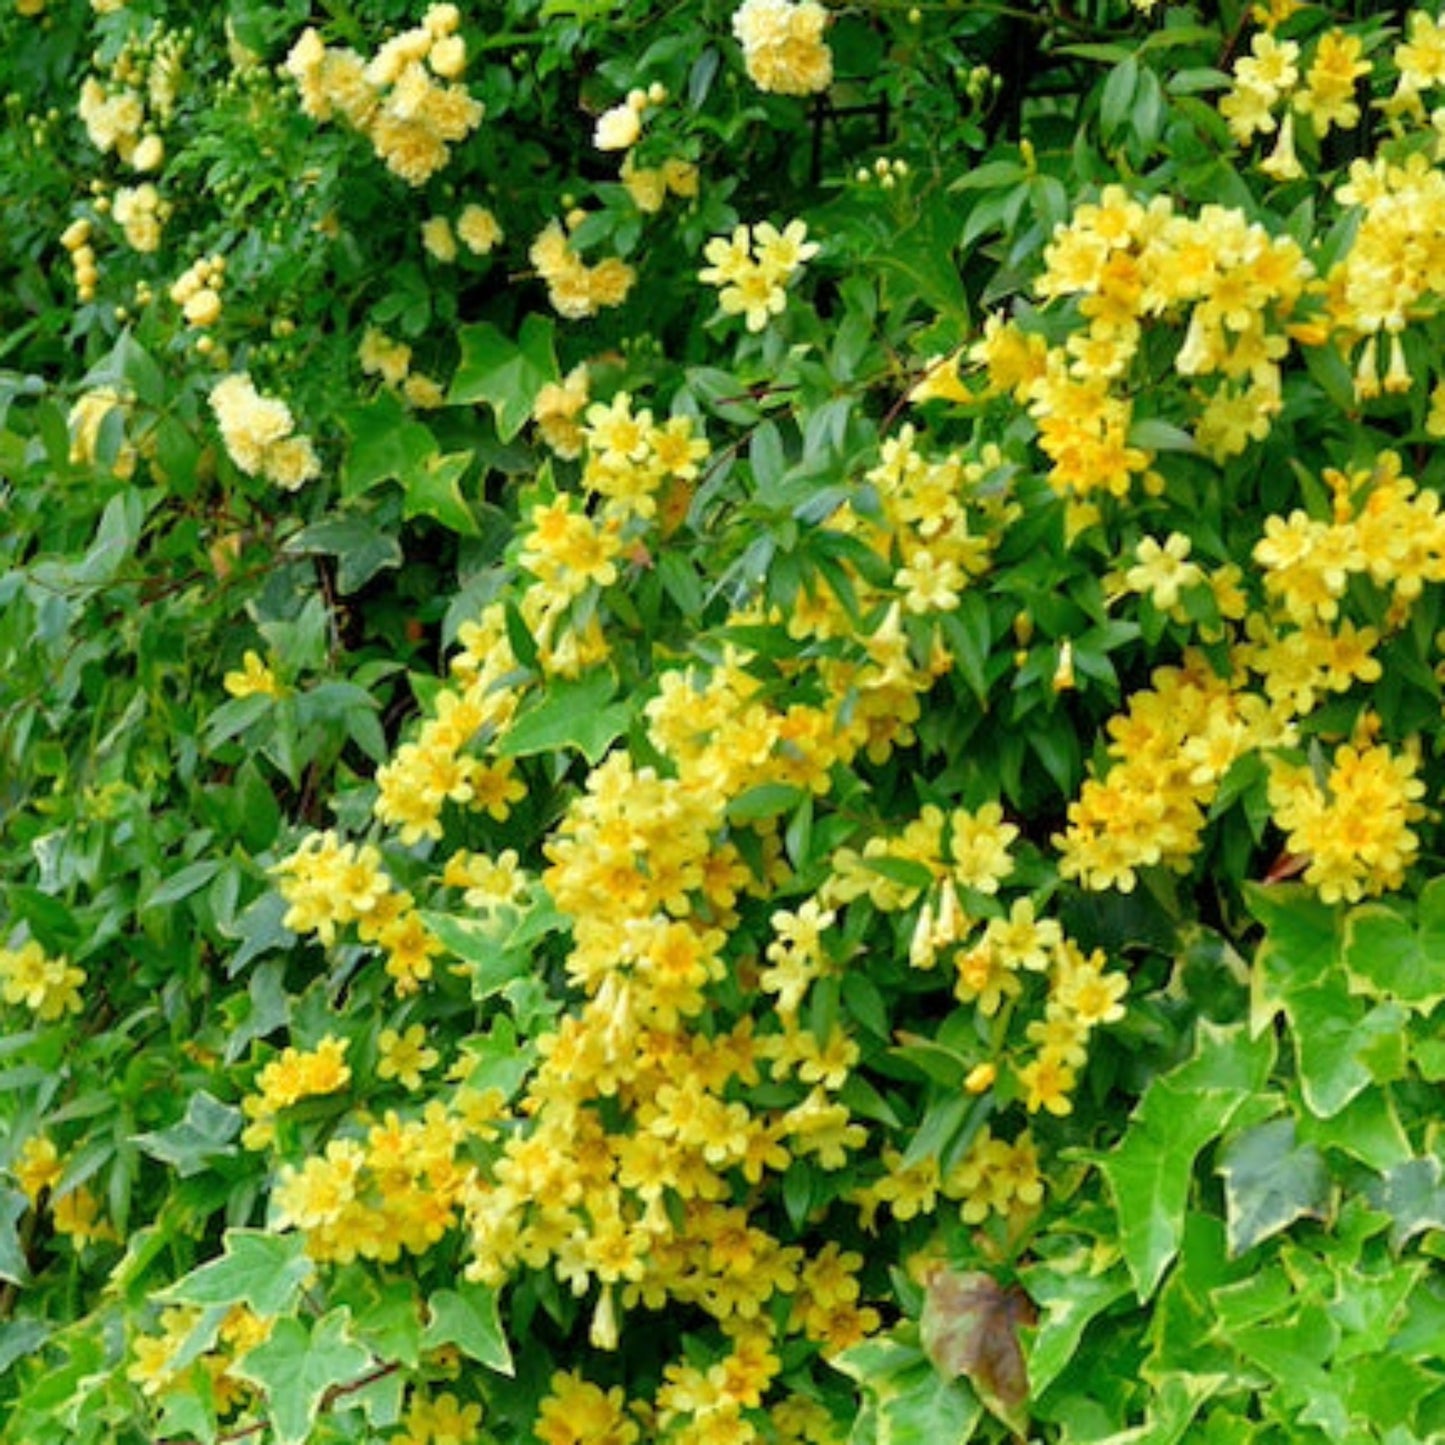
[[1128, 417, 1198, 454], [874, 199, 970, 329], [420, 912, 529, 999], [1294, 1085, 1413, 1172], [835, 1336, 982, 1444], [348, 1274, 424, 1369], [874, 1363, 982, 1443], [403, 450, 479, 535], [232, 1308, 374, 1445], [1218, 1118, 1332, 1257], [449, 314, 558, 441], [143, 860, 222, 911], [497, 670, 629, 764], [1021, 1253, 1131, 1397], [422, 1281, 513, 1374], [1366, 1156, 1445, 1250], [1343, 902, 1445, 1014], [1095, 1020, 1275, 1300], [1100, 56, 1139, 140], [286, 514, 403, 596], [162, 1229, 314, 1316], [1248, 885, 1382, 1118], [339, 390, 438, 499], [948, 159, 1028, 193], [726, 782, 807, 825], [132, 1092, 242, 1177], [0, 1187, 29, 1286]]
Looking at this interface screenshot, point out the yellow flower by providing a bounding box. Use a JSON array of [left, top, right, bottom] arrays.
[[1125, 532, 1204, 613], [13, 1135, 63, 1202], [223, 649, 284, 699], [378, 1023, 440, 1090], [0, 941, 85, 1020], [457, 203, 502, 254], [732, 0, 833, 96], [1016, 1053, 1076, 1116]]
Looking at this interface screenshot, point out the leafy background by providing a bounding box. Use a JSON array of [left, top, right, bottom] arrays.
[[2, 0, 1443, 1442]]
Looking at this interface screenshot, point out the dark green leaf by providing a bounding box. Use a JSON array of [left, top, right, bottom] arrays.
[[1218, 1118, 1331, 1256]]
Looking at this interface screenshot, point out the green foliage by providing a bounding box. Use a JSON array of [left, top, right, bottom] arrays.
[[4, 0, 1445, 1441]]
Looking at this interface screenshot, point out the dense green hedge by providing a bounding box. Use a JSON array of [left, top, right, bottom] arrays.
[[2, 1, 1444, 1441]]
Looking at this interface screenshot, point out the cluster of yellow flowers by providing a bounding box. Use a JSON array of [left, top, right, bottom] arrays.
[[1269, 733, 1426, 904], [285, 4, 482, 186], [1023, 185, 1313, 479], [8, 1135, 116, 1251], [249, 350, 1152, 1438], [395, 1390, 485, 1445], [128, 1304, 271, 1415], [620, 152, 700, 215], [699, 219, 818, 332], [271, 1096, 497, 1262], [532, 364, 592, 459], [77, 22, 183, 171], [240, 1033, 352, 1149], [358, 326, 446, 410], [0, 939, 85, 1021], [59, 216, 98, 303], [169, 252, 225, 329], [530, 217, 637, 320], [1054, 442, 1445, 900], [110, 181, 167, 253], [208, 372, 321, 490], [731, 0, 833, 96], [420, 202, 503, 262], [1055, 654, 1286, 893], [271, 831, 447, 994], [865, 427, 1006, 615]]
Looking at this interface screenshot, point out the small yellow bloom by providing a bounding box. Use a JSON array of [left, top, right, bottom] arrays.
[[378, 1024, 440, 1090], [223, 650, 284, 699]]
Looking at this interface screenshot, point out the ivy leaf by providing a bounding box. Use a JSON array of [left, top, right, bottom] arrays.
[[286, 513, 403, 596], [1248, 885, 1382, 1118], [339, 390, 437, 499], [131, 1091, 242, 1177], [420, 912, 529, 999], [1020, 1253, 1132, 1398], [1095, 1020, 1275, 1300], [403, 450, 479, 535], [920, 1266, 1036, 1423], [449, 314, 557, 441], [421, 1280, 513, 1374], [1218, 1117, 1332, 1257], [498, 670, 629, 764], [231, 1309, 374, 1445], [0, 1187, 29, 1286], [161, 1229, 313, 1316], [833, 1336, 982, 1443], [1343, 902, 1445, 1014], [1365, 1156, 1445, 1250]]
